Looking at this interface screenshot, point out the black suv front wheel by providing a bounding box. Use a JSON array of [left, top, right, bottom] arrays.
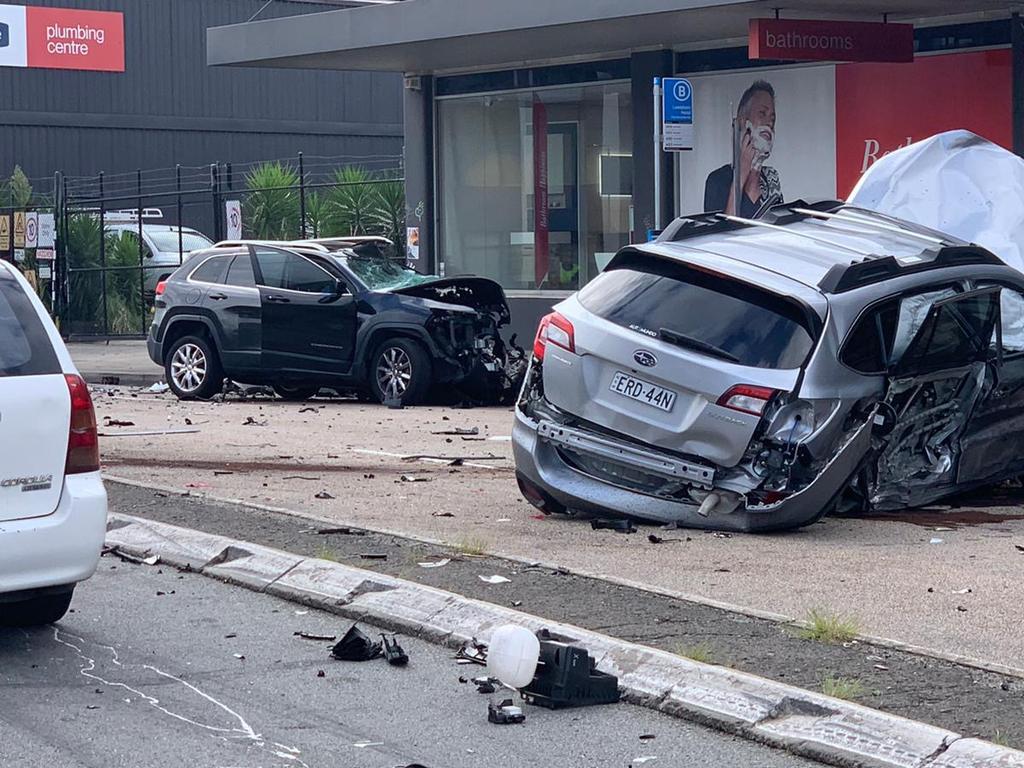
[[369, 337, 431, 406], [165, 334, 223, 400]]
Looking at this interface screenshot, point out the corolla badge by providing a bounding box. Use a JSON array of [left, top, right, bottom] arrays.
[[633, 350, 658, 368]]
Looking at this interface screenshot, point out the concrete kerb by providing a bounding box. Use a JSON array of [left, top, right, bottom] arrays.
[[103, 512, 1024, 768], [103, 474, 1024, 681]]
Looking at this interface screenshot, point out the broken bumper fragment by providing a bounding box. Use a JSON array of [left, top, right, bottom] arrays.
[[513, 408, 873, 533]]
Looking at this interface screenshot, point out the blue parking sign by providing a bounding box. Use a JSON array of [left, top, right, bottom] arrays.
[[661, 77, 694, 151]]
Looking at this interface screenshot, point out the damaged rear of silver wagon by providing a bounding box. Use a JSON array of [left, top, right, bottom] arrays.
[[513, 194, 1024, 532]]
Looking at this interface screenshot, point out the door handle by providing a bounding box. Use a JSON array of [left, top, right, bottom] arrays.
[[266, 295, 290, 303], [208, 292, 228, 301]]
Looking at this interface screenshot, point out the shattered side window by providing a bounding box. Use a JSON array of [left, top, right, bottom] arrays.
[[891, 288, 959, 362], [983, 285, 1024, 354], [895, 289, 1000, 376]]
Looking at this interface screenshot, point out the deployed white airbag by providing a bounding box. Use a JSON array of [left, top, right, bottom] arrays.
[[849, 130, 1024, 272]]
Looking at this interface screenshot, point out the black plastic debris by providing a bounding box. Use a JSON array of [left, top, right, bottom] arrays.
[[522, 632, 620, 709], [314, 491, 335, 500], [381, 634, 409, 666], [432, 427, 479, 436], [330, 625, 382, 661], [488, 699, 525, 724], [591, 518, 637, 534], [316, 526, 365, 536], [473, 676, 498, 694]]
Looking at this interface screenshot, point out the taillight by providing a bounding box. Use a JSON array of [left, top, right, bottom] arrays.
[[717, 384, 776, 416], [532, 312, 575, 360], [155, 280, 166, 296], [66, 374, 100, 474]]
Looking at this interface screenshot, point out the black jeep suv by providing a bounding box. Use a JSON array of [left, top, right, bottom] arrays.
[[147, 240, 522, 405]]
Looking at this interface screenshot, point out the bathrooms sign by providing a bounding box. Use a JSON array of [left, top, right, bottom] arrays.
[[0, 4, 124, 72]]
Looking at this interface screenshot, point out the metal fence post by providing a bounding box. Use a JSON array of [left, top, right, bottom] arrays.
[[59, 173, 68, 331], [210, 163, 221, 242], [176, 165, 183, 266], [298, 151, 306, 239], [137, 168, 146, 335], [98, 171, 108, 337]]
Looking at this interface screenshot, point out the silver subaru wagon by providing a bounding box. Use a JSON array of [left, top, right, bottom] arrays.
[[514, 201, 1024, 532]]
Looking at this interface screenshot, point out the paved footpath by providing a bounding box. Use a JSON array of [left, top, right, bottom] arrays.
[[0, 556, 819, 768]]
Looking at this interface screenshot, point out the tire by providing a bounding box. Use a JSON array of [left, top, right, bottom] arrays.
[[0, 589, 74, 627], [273, 384, 321, 401], [368, 337, 432, 406], [165, 334, 223, 400]]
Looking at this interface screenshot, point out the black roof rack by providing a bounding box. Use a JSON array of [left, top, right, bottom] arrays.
[[660, 199, 846, 243], [818, 246, 1005, 294]]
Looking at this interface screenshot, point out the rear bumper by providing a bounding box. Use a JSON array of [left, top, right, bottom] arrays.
[[512, 409, 869, 533], [0, 472, 108, 596], [147, 334, 163, 366]]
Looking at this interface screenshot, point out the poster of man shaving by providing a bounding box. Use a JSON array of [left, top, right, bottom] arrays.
[[676, 65, 838, 218]]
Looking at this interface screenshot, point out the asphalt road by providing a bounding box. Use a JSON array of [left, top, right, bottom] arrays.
[[0, 558, 819, 768], [92, 387, 1024, 671]]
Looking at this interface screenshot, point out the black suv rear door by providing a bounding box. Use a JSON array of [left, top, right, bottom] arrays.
[[196, 250, 261, 373], [252, 246, 357, 374]]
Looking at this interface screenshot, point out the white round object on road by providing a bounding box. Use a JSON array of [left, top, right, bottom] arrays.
[[487, 625, 540, 688]]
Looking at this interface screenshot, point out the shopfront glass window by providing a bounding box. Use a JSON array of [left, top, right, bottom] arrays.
[[438, 82, 632, 292]]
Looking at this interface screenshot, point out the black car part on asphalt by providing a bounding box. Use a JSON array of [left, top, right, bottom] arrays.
[[147, 241, 526, 406]]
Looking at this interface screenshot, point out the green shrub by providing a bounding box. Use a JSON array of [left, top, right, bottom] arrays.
[[243, 162, 300, 239]]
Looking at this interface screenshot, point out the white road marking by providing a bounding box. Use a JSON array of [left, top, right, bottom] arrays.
[[54, 629, 309, 768]]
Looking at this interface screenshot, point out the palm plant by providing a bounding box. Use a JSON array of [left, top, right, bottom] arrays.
[[325, 166, 378, 236], [368, 175, 407, 252], [243, 162, 301, 239]]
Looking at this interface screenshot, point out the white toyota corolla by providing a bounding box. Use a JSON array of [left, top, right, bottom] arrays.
[[0, 260, 107, 626]]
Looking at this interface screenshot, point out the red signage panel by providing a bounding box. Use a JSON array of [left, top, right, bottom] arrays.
[[834, 49, 1012, 196], [25, 5, 124, 72], [750, 18, 913, 63]]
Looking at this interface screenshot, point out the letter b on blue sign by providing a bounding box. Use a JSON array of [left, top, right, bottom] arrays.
[[0, 23, 9, 48]]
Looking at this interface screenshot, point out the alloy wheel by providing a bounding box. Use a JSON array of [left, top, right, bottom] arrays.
[[376, 346, 413, 400], [170, 343, 208, 393]]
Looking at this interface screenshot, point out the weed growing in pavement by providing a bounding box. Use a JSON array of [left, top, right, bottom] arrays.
[[314, 546, 340, 562], [821, 675, 864, 701], [796, 609, 861, 644], [992, 731, 1011, 747], [674, 642, 715, 664], [453, 536, 489, 557]]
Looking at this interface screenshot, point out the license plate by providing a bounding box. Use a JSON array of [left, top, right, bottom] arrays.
[[609, 371, 677, 412]]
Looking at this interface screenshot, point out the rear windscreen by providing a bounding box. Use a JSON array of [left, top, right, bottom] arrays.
[[578, 256, 819, 369], [0, 273, 61, 377]]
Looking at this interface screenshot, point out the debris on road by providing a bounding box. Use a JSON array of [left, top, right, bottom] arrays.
[[315, 526, 365, 536], [299, 407, 318, 413], [358, 553, 388, 561], [473, 676, 498, 694], [432, 511, 455, 518], [418, 558, 451, 568], [330, 625, 383, 661], [381, 634, 409, 666], [455, 639, 488, 666], [591, 519, 637, 534], [314, 491, 335, 499], [103, 417, 135, 427], [146, 382, 170, 394], [242, 416, 268, 427], [398, 474, 430, 483], [432, 427, 479, 436], [647, 534, 690, 544], [478, 575, 511, 584], [522, 630, 620, 709], [488, 699, 525, 725], [295, 631, 337, 641], [98, 427, 200, 437], [401, 453, 503, 462], [283, 475, 320, 481], [930, 538, 945, 545], [102, 546, 159, 566]]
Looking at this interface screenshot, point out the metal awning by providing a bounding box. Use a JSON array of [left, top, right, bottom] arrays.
[[207, 0, 1012, 74]]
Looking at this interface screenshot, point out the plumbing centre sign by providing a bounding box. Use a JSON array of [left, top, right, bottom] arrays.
[[0, 4, 124, 72]]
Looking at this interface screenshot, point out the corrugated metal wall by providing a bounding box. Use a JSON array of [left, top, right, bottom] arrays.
[[0, 0, 404, 181]]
